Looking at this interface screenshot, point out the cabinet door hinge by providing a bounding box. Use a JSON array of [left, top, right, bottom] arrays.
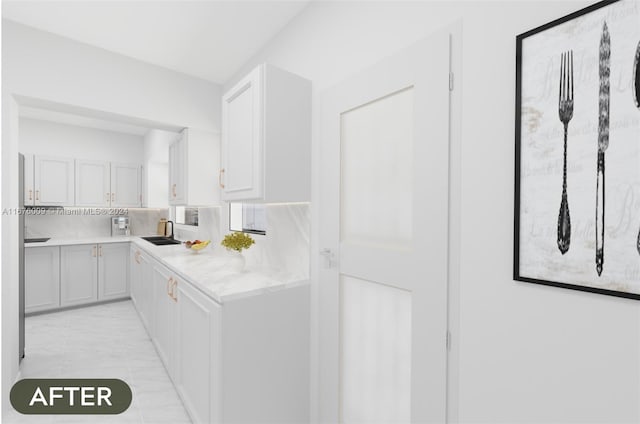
[[449, 72, 454, 91]]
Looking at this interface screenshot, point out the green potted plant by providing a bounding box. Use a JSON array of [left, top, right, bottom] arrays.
[[220, 232, 255, 271]]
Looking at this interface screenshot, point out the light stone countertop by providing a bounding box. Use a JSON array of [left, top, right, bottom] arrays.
[[25, 236, 309, 304], [24, 236, 135, 247]]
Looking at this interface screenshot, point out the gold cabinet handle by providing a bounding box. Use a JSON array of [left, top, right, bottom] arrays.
[[98, 245, 103, 257], [171, 279, 178, 302], [167, 277, 173, 297], [219, 168, 225, 189], [134, 251, 140, 264], [172, 184, 177, 198], [106, 192, 110, 203], [28, 189, 32, 201], [92, 246, 97, 257], [35, 190, 40, 201], [111, 192, 115, 202]]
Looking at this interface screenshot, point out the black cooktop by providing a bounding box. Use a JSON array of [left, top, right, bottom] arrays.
[[24, 238, 50, 243]]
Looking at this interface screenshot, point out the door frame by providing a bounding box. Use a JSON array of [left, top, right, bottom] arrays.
[[309, 21, 462, 423]]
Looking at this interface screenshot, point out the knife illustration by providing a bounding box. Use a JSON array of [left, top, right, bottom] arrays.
[[634, 41, 640, 255], [596, 22, 610, 276]]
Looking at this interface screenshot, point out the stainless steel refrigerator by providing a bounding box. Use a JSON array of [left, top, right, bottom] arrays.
[[18, 153, 25, 362]]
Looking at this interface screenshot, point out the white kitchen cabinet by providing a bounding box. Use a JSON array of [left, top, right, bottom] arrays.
[[138, 272, 308, 423], [152, 262, 177, 375], [34, 155, 75, 206], [221, 64, 311, 202], [75, 159, 110, 207], [23, 153, 35, 206], [111, 163, 141, 207], [169, 128, 220, 206], [129, 245, 310, 423], [76, 160, 140, 207], [133, 249, 154, 335], [174, 279, 220, 424], [130, 245, 153, 333], [60, 244, 98, 307], [216, 285, 309, 423], [57, 242, 130, 309], [130, 245, 140, 307], [98, 243, 129, 301], [168, 136, 186, 205], [25, 246, 60, 314]]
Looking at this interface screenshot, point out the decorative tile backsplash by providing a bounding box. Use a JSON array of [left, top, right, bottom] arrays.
[[25, 208, 169, 238], [171, 204, 310, 279], [128, 209, 169, 235], [241, 203, 310, 281], [174, 207, 222, 242], [25, 203, 310, 280]]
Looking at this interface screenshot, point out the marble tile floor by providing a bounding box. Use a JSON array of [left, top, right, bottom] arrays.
[[4, 301, 191, 424]]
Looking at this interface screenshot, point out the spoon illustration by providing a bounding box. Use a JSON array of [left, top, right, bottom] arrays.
[[634, 40, 640, 255]]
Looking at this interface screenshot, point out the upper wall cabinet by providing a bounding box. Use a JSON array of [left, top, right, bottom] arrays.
[[169, 128, 220, 206], [221, 64, 311, 202], [23, 155, 141, 208], [33, 155, 75, 206], [111, 163, 141, 207], [23, 153, 35, 206], [168, 134, 186, 205], [75, 160, 110, 207], [75, 161, 141, 207]]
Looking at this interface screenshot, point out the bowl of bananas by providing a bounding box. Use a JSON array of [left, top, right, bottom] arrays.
[[184, 240, 211, 252]]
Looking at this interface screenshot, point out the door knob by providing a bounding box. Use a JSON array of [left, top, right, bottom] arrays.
[[319, 248, 335, 269]]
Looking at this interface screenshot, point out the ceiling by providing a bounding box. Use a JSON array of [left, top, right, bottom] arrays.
[[20, 106, 153, 136], [2, 0, 310, 85]]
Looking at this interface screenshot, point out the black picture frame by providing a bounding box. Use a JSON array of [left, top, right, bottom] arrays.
[[514, 0, 640, 300]]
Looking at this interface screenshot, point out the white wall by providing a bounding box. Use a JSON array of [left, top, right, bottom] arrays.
[[3, 20, 221, 132], [1, 93, 20, 419], [19, 117, 144, 162], [1, 20, 221, 416], [225, 1, 640, 423], [143, 129, 176, 208], [144, 128, 173, 163]]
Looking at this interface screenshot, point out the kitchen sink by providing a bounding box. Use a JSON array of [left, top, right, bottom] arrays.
[[141, 236, 182, 246]]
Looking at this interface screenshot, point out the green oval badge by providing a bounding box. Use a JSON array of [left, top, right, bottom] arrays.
[[10, 379, 132, 414]]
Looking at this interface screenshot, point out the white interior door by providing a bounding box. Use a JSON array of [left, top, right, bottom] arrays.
[[318, 29, 451, 423]]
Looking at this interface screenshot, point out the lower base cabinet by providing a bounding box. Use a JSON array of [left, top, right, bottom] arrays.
[[98, 243, 130, 300], [130, 246, 153, 333], [175, 279, 219, 424], [25, 246, 60, 314], [60, 243, 129, 308], [152, 262, 177, 375], [61, 244, 98, 307], [216, 285, 310, 423], [25, 242, 129, 314], [129, 245, 140, 307], [138, 255, 310, 424]]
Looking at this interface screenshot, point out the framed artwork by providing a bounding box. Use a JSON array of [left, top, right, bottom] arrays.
[[514, 0, 640, 299]]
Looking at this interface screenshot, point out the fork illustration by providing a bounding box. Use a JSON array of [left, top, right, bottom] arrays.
[[557, 50, 573, 254]]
